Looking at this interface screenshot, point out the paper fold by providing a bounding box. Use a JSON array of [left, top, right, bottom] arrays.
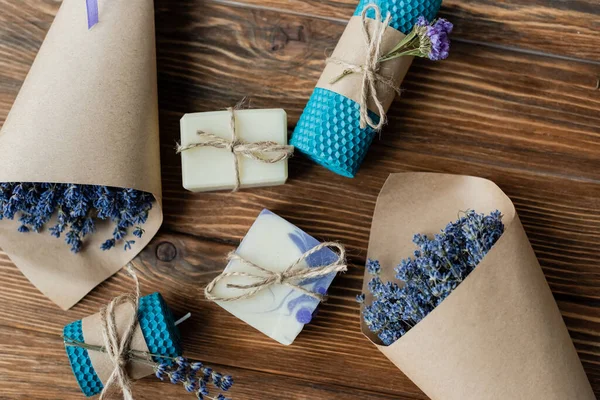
[[362, 173, 595, 400], [0, 0, 162, 310]]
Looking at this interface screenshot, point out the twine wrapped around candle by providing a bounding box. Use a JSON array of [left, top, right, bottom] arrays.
[[176, 107, 294, 192], [326, 4, 402, 131], [205, 242, 347, 302], [64, 264, 142, 400]]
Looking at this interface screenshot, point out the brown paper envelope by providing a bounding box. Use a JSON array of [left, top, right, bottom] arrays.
[[316, 16, 412, 116], [362, 173, 595, 400], [0, 0, 162, 310], [81, 301, 154, 382]]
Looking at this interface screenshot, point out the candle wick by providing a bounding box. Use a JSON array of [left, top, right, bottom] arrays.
[[175, 312, 192, 326]]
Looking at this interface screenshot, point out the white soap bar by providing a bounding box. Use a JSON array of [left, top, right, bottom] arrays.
[[180, 109, 289, 192], [211, 209, 339, 345]]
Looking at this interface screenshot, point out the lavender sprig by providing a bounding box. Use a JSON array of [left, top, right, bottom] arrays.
[[379, 16, 453, 62], [155, 356, 234, 400], [64, 338, 233, 399], [359, 210, 504, 345], [0, 182, 153, 253]]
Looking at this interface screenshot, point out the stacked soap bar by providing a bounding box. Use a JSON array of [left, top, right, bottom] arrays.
[[290, 0, 443, 177], [210, 209, 339, 345], [64, 293, 181, 396]]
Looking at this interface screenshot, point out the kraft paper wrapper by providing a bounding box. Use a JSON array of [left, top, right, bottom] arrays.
[[0, 0, 162, 310], [81, 301, 154, 382], [316, 16, 412, 116], [362, 173, 595, 400]]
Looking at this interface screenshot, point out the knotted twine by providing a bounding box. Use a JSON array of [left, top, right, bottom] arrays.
[[97, 264, 140, 400], [205, 242, 347, 302], [176, 106, 294, 192], [326, 4, 401, 131], [64, 264, 142, 400]]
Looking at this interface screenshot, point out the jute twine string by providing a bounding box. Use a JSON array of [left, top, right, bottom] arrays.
[[176, 106, 294, 192], [205, 242, 347, 302], [98, 264, 141, 400], [326, 4, 401, 131]]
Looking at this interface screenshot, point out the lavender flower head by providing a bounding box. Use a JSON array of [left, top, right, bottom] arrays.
[[359, 210, 504, 346], [154, 356, 233, 400], [0, 182, 154, 253], [379, 16, 453, 63], [416, 16, 453, 60]]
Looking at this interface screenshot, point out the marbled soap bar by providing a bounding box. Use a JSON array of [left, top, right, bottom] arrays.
[[210, 209, 339, 345]]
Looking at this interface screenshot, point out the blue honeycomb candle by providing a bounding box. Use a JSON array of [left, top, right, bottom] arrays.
[[290, 0, 443, 177], [63, 293, 182, 397]]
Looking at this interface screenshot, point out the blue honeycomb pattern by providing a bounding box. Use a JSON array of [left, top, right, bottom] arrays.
[[63, 320, 104, 397], [290, 0, 443, 178], [64, 293, 182, 397]]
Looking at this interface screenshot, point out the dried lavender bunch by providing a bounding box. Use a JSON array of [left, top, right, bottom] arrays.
[[155, 356, 233, 400], [379, 16, 453, 62], [357, 210, 504, 345], [0, 182, 153, 253]]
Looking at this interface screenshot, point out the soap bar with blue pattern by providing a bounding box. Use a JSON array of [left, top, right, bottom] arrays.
[[63, 293, 182, 397], [290, 0, 443, 178], [209, 209, 340, 345]]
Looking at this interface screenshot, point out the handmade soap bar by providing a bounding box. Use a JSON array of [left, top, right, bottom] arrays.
[[63, 293, 181, 397], [209, 209, 339, 345], [180, 109, 289, 192]]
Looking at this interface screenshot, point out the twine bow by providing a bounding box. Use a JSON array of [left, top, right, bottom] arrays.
[[326, 4, 401, 131], [176, 106, 294, 192], [205, 242, 347, 302], [63, 264, 141, 400], [97, 264, 141, 400]]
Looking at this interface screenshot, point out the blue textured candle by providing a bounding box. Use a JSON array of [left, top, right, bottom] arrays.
[[290, 0, 442, 178], [63, 293, 182, 397]]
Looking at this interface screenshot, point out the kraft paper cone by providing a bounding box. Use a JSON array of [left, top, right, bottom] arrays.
[[362, 173, 595, 400], [0, 0, 162, 310]]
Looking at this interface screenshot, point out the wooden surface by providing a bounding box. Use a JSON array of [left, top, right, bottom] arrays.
[[1, 0, 599, 399]]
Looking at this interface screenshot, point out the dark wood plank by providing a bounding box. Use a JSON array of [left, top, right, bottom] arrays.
[[0, 0, 599, 399], [152, 2, 600, 182], [204, 0, 600, 61]]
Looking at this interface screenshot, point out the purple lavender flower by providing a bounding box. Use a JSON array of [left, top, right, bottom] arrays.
[[418, 17, 453, 60], [379, 16, 453, 63], [359, 210, 504, 345], [0, 182, 154, 253], [155, 356, 234, 399]]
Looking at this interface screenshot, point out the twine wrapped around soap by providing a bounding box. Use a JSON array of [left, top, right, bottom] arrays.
[[176, 106, 294, 192], [205, 242, 347, 302], [326, 4, 402, 131]]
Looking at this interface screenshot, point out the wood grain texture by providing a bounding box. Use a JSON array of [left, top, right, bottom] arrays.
[[0, 0, 599, 399], [205, 0, 600, 61]]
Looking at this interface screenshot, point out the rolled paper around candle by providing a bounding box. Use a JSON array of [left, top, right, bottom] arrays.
[[180, 109, 289, 192], [290, 0, 443, 178], [63, 293, 182, 397], [210, 209, 339, 345]]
